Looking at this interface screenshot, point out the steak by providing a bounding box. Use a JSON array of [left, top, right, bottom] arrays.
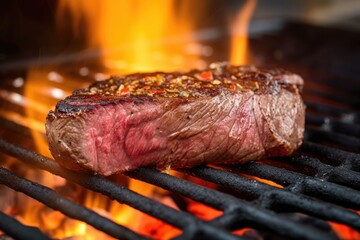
[[46, 62, 305, 176]]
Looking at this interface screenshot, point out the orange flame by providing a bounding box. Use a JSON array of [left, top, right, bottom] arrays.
[[57, 0, 202, 74], [230, 0, 257, 65]]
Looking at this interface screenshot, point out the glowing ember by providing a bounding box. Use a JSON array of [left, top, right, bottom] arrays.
[[329, 217, 360, 240], [241, 173, 284, 188], [187, 201, 222, 221], [136, 196, 181, 239]]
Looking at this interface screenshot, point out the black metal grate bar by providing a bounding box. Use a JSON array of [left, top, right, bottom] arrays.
[[301, 141, 360, 171], [0, 167, 149, 240], [126, 168, 337, 240], [234, 162, 360, 210], [305, 127, 360, 152], [0, 210, 51, 240], [273, 155, 360, 190], [0, 138, 243, 240], [180, 166, 360, 231]]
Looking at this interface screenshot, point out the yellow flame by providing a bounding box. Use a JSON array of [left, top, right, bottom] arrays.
[[230, 0, 257, 65], [57, 0, 201, 74], [24, 68, 75, 157]]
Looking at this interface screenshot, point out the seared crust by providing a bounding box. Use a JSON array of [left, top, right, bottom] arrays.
[[51, 62, 303, 116]]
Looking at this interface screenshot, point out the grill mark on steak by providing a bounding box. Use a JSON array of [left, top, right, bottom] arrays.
[[46, 62, 305, 176]]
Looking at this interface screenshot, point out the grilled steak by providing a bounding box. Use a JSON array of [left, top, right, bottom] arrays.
[[46, 62, 305, 176]]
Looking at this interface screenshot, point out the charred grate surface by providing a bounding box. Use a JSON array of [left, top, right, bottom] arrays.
[[0, 166, 148, 240], [181, 163, 360, 230], [126, 168, 338, 240], [0, 138, 338, 240], [228, 150, 360, 209], [0, 139, 243, 240]]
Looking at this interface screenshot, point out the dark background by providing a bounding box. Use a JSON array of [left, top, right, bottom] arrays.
[[1, 0, 359, 66]]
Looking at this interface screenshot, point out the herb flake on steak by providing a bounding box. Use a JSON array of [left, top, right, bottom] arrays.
[[46, 62, 305, 176]]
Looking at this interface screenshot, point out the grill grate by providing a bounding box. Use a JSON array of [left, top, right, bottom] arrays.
[[1, 138, 342, 240], [0, 166, 146, 240], [0, 22, 360, 240], [0, 210, 50, 240]]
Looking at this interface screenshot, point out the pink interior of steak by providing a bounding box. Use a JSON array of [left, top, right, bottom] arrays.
[[47, 90, 304, 176]]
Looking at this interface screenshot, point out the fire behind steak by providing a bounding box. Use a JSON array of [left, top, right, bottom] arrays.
[[46, 63, 305, 176]]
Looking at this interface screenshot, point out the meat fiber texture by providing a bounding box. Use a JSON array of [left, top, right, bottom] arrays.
[[46, 63, 305, 176]]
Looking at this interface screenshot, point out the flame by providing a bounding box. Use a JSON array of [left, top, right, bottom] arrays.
[[187, 201, 222, 221], [57, 0, 202, 74], [24, 69, 64, 157], [230, 0, 257, 65]]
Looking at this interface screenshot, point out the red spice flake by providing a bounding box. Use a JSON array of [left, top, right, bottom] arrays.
[[196, 71, 213, 81], [142, 85, 151, 89], [120, 87, 130, 96], [229, 84, 236, 90]]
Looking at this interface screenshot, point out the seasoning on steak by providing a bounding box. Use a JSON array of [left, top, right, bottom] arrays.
[[46, 62, 305, 176]]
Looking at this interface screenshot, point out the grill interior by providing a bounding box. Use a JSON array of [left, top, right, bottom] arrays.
[[0, 21, 360, 240]]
